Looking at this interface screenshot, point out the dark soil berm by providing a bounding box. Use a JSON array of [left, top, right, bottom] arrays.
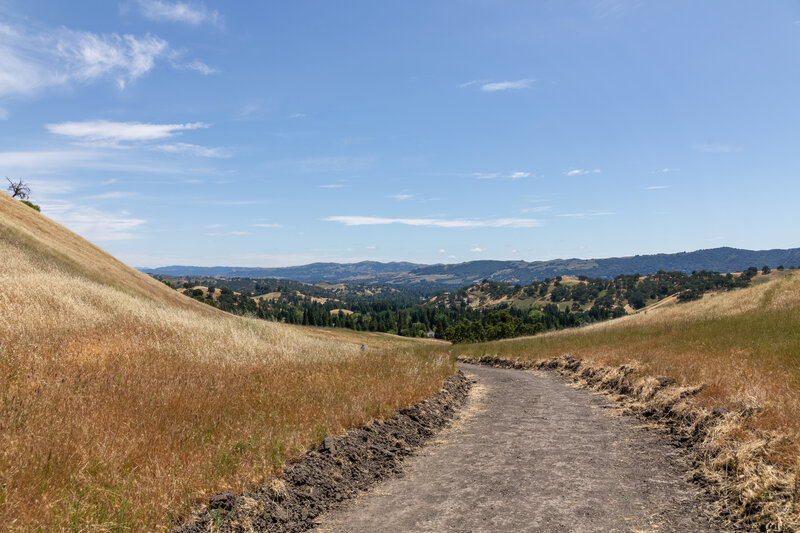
[[171, 371, 472, 533]]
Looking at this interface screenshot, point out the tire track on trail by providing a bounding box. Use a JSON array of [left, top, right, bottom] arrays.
[[315, 363, 722, 533]]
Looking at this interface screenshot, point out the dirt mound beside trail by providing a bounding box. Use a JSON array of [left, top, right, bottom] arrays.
[[171, 371, 471, 532]]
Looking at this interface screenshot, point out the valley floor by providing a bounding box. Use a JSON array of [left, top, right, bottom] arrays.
[[315, 364, 721, 532]]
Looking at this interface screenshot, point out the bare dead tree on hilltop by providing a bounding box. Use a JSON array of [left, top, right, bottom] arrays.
[[6, 177, 31, 200]]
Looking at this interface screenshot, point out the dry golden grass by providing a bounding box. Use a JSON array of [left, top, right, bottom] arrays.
[[0, 193, 453, 531], [454, 273, 800, 528]]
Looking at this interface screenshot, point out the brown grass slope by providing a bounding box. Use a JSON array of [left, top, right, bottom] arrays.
[[0, 191, 212, 315], [455, 274, 800, 530], [0, 192, 452, 531]]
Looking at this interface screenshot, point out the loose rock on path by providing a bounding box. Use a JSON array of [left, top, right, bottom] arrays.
[[315, 363, 722, 533]]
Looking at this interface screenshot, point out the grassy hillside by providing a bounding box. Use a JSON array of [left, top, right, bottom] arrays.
[[0, 192, 453, 531], [453, 271, 800, 526]]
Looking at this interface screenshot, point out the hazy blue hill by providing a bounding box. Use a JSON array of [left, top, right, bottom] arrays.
[[141, 247, 800, 286], [141, 261, 424, 282]]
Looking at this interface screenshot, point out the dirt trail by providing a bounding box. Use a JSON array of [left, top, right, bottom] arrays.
[[315, 363, 721, 533]]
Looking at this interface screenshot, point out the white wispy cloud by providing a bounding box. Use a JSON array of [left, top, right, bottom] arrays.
[[520, 205, 551, 213], [251, 223, 284, 228], [41, 200, 146, 240], [470, 245, 485, 252], [564, 168, 601, 176], [319, 184, 345, 189], [389, 193, 413, 200], [0, 108, 7, 119], [183, 200, 261, 205], [24, 180, 76, 196], [458, 79, 488, 88], [0, 149, 204, 175], [0, 22, 176, 96], [155, 142, 227, 157], [694, 143, 743, 153], [0, 150, 105, 172], [438, 248, 446, 253], [176, 59, 218, 75], [481, 79, 535, 92], [136, 0, 222, 27], [323, 216, 542, 228], [644, 185, 671, 190], [86, 191, 140, 199], [47, 120, 209, 146], [290, 113, 308, 119], [205, 231, 251, 237], [557, 211, 614, 218], [474, 171, 532, 180], [655, 168, 678, 173]]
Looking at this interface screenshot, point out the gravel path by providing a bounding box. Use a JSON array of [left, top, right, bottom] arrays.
[[315, 363, 721, 533]]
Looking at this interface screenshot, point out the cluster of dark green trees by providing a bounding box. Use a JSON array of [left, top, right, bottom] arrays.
[[157, 266, 767, 344], [442, 304, 627, 344]]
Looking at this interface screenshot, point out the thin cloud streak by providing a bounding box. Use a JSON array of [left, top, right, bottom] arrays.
[[556, 212, 614, 218], [474, 171, 531, 180], [481, 79, 535, 92], [136, 0, 222, 27], [694, 143, 743, 153], [156, 142, 228, 158], [41, 200, 146, 240], [564, 168, 600, 176], [324, 216, 542, 228], [205, 231, 251, 237], [86, 191, 140, 199], [47, 120, 209, 145], [176, 59, 218, 75]]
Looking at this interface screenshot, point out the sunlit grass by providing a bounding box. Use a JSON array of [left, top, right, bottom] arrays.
[[0, 193, 453, 531]]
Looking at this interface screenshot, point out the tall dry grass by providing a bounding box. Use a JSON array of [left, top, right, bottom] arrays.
[[0, 194, 453, 531]]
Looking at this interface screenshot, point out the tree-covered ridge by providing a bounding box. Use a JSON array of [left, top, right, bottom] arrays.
[[439, 268, 765, 343], [142, 247, 800, 287], [433, 268, 760, 312], [152, 266, 779, 343]]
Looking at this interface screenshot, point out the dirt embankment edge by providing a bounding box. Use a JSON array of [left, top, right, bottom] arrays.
[[171, 371, 472, 533], [458, 354, 799, 533]]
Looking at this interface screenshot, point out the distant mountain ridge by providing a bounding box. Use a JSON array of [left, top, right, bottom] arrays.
[[141, 261, 423, 283], [140, 246, 800, 287]]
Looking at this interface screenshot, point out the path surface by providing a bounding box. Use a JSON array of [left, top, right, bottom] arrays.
[[315, 363, 720, 533]]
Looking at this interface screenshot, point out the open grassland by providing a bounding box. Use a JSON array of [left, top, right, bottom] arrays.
[[453, 274, 800, 527], [0, 193, 453, 531]]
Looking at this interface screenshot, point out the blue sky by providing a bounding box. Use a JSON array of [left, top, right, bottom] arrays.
[[2, 1, 800, 267]]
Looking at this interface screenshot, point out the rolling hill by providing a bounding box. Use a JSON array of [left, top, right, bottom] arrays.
[[0, 192, 451, 531], [141, 246, 800, 286]]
